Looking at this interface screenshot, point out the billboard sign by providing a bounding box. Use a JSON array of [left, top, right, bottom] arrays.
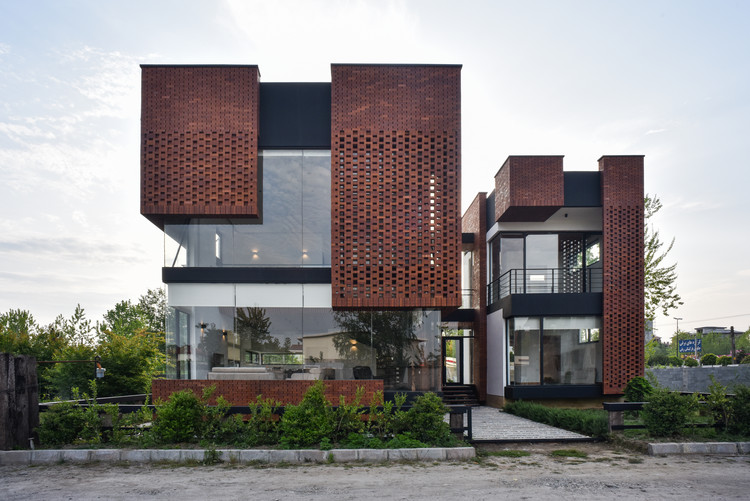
[[678, 338, 702, 354]]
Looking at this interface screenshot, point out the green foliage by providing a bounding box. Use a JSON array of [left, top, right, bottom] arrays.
[[644, 195, 683, 322], [550, 449, 588, 458], [367, 390, 408, 440], [683, 357, 699, 367], [647, 352, 670, 367], [667, 356, 683, 367], [150, 390, 206, 443], [243, 396, 281, 446], [729, 385, 750, 435], [645, 338, 670, 367], [95, 329, 165, 396], [701, 353, 718, 366], [705, 376, 732, 430], [36, 401, 86, 446], [403, 392, 452, 446], [385, 432, 427, 449], [504, 401, 609, 439], [43, 343, 97, 400], [279, 381, 334, 448], [742, 356, 750, 364], [624, 376, 653, 402], [641, 388, 698, 437], [717, 355, 732, 366], [332, 387, 365, 441]]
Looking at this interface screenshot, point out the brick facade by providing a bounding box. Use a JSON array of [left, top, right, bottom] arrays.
[[140, 66, 261, 227], [461, 193, 487, 401], [330, 65, 461, 309], [599, 155, 645, 394], [151, 379, 384, 406], [494, 156, 564, 222]]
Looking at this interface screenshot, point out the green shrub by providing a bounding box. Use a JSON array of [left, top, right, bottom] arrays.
[[717, 355, 732, 366], [37, 401, 86, 446], [743, 356, 750, 365], [624, 376, 653, 402], [150, 389, 206, 443], [683, 357, 699, 367], [705, 376, 732, 430], [332, 387, 365, 441], [667, 356, 683, 367], [243, 396, 281, 446], [641, 388, 698, 437], [403, 392, 452, 446], [701, 353, 718, 366], [386, 432, 427, 449], [367, 391, 408, 440], [647, 353, 669, 367], [504, 401, 608, 439], [729, 385, 750, 435], [279, 381, 334, 448]]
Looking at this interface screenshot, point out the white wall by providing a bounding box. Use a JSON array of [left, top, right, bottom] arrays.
[[486, 309, 506, 397]]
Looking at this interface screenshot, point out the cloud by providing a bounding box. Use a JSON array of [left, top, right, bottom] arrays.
[[646, 128, 667, 135], [0, 236, 148, 265]]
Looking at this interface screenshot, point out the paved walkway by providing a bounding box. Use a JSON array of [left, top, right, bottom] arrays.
[[468, 406, 592, 442]]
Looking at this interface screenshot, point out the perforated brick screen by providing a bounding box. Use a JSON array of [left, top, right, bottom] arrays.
[[140, 66, 260, 226], [330, 65, 462, 309], [599, 155, 645, 394]]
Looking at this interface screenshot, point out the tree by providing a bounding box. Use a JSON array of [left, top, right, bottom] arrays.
[[644, 195, 683, 322]]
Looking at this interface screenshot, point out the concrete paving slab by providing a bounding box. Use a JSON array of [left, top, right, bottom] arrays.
[[30, 450, 60, 464], [0, 451, 29, 465], [240, 449, 269, 463], [470, 407, 591, 442]]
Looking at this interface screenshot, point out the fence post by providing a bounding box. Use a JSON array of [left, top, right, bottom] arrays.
[[0, 353, 39, 450]]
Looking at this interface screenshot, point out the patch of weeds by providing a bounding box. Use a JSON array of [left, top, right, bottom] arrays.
[[483, 449, 531, 458], [628, 457, 644, 464], [202, 445, 223, 465], [326, 452, 335, 464], [550, 449, 588, 458]]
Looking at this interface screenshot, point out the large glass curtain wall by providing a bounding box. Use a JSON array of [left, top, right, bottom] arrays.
[[164, 150, 331, 267], [166, 305, 442, 391], [508, 316, 602, 386]]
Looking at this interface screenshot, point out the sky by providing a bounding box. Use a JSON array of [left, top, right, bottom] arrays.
[[0, 0, 748, 339]]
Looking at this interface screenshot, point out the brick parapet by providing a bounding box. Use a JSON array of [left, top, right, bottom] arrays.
[[494, 156, 564, 222]]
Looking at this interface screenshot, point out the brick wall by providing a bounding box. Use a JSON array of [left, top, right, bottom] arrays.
[[599, 155, 645, 394], [140, 66, 261, 227], [494, 156, 564, 222], [151, 379, 384, 406], [461, 193, 487, 401], [330, 65, 462, 309]]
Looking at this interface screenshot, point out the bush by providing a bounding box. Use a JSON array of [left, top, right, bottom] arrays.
[[504, 401, 608, 439], [729, 385, 750, 435], [647, 353, 669, 367], [243, 396, 281, 446], [279, 381, 334, 448], [705, 376, 732, 430], [701, 353, 718, 366], [150, 389, 206, 443], [624, 376, 653, 402], [736, 350, 748, 364], [403, 392, 452, 446], [717, 355, 732, 366], [667, 356, 683, 367], [683, 357, 699, 367], [367, 391, 408, 440], [641, 388, 698, 437], [37, 401, 86, 446], [743, 356, 750, 365]]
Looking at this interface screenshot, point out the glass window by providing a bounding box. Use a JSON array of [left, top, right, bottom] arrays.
[[509, 317, 541, 384]]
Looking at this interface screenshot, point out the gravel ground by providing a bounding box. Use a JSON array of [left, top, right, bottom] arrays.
[[1, 442, 748, 500]]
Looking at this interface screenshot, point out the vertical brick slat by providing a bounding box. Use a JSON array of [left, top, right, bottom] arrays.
[[599, 155, 645, 394], [330, 65, 462, 309], [140, 66, 261, 227]]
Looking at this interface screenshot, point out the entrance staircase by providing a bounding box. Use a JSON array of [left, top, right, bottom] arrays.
[[441, 384, 480, 406]]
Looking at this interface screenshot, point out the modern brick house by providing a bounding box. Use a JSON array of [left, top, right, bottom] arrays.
[[140, 64, 643, 405]]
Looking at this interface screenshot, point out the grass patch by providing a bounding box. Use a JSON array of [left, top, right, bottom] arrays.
[[503, 401, 608, 438], [550, 449, 588, 458], [482, 449, 531, 458]]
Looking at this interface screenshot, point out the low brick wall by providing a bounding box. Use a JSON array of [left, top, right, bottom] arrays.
[[151, 379, 384, 406], [647, 365, 750, 393]]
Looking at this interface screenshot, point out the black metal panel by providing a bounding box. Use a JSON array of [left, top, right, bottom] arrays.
[[564, 172, 601, 207], [499, 293, 602, 318], [504, 384, 603, 399], [163, 267, 331, 284], [486, 190, 495, 224], [259, 83, 331, 148], [442, 308, 475, 323], [461, 233, 475, 244]]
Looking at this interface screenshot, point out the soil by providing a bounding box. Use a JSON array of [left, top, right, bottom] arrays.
[[1, 442, 748, 500]]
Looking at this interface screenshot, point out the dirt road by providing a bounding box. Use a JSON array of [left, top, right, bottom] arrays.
[[1, 443, 748, 500]]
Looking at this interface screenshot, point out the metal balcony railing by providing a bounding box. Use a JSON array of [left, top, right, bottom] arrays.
[[487, 268, 603, 305]]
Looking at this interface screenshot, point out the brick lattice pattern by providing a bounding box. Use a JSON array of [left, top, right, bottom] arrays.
[[494, 156, 564, 222], [599, 155, 645, 394], [330, 65, 462, 309], [140, 66, 260, 227], [151, 379, 383, 406]]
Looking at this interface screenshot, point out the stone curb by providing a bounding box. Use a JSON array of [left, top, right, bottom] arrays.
[[0, 447, 475, 466], [648, 442, 750, 456]]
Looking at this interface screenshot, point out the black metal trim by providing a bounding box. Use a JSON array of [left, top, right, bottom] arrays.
[[504, 384, 603, 400], [163, 267, 331, 284]]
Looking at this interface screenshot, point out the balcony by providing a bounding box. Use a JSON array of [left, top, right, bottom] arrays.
[[488, 268, 603, 305]]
